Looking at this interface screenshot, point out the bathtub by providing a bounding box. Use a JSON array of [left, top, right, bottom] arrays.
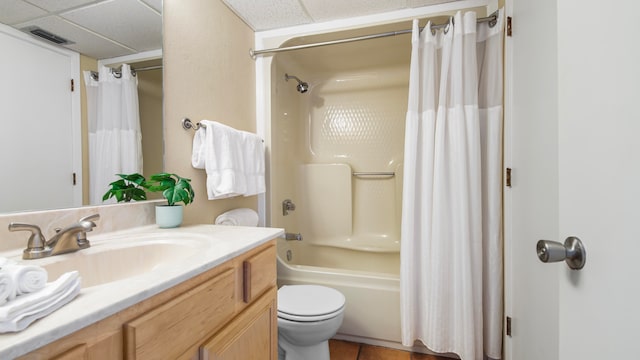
[[275, 237, 404, 347]]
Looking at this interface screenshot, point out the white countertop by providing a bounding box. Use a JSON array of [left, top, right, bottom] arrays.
[[0, 224, 284, 359]]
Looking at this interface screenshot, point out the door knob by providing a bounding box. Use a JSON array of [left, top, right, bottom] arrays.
[[536, 236, 586, 270]]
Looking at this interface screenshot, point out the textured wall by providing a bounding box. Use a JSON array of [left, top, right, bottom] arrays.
[[163, 0, 257, 224]]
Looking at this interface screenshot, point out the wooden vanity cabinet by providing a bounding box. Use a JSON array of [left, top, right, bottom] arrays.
[[200, 287, 276, 360], [19, 240, 277, 360]]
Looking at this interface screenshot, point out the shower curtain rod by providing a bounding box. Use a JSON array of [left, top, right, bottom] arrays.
[[89, 65, 162, 80], [250, 11, 498, 59]]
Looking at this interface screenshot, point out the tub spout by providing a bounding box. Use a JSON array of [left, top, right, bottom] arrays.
[[283, 232, 303, 241]]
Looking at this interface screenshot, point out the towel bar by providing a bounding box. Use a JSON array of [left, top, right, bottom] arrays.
[[182, 118, 204, 131], [182, 118, 265, 143]]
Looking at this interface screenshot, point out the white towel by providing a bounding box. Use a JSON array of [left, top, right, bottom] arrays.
[[0, 258, 16, 267], [0, 271, 81, 333], [192, 120, 246, 199], [0, 258, 19, 305], [242, 132, 266, 196], [0, 273, 15, 306], [3, 264, 48, 299], [191, 120, 265, 200], [215, 208, 259, 226]]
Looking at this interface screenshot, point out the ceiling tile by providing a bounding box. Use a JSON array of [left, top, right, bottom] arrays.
[[15, 16, 135, 59], [140, 0, 162, 13], [406, 0, 460, 8], [24, 0, 98, 12], [222, 0, 312, 31], [300, 0, 406, 22], [61, 0, 161, 51], [0, 0, 47, 25]]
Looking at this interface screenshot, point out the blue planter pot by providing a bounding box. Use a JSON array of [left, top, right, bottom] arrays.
[[155, 205, 183, 228]]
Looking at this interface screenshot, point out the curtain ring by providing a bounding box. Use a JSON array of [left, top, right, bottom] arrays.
[[444, 16, 454, 34], [110, 68, 122, 79]]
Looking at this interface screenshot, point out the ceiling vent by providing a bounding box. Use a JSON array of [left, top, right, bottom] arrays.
[[21, 26, 74, 45]]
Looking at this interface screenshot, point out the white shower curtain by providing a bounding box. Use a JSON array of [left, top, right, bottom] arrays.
[[84, 64, 143, 204], [400, 10, 503, 360]]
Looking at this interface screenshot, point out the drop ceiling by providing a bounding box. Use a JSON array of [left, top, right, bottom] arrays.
[[221, 0, 462, 31], [0, 0, 162, 60], [0, 0, 463, 60]]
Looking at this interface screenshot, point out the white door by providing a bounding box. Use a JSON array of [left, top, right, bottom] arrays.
[[507, 0, 640, 359], [0, 24, 81, 212], [557, 0, 640, 358]]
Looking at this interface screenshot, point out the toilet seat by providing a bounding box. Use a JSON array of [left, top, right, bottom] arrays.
[[278, 285, 345, 322]]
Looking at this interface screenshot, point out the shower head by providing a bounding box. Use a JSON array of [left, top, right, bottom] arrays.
[[285, 73, 309, 93]]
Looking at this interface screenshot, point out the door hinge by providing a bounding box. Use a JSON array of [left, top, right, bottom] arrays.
[[72, 172, 77, 185], [507, 16, 512, 37], [70, 79, 75, 92], [506, 168, 512, 187], [506, 316, 512, 337]]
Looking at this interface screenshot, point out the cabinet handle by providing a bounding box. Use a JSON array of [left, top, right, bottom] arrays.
[[243, 261, 251, 303]]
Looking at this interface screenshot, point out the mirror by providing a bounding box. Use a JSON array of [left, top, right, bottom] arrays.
[[0, 0, 163, 213]]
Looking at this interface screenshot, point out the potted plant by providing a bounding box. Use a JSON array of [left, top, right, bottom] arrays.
[[144, 172, 195, 228], [102, 173, 147, 203]]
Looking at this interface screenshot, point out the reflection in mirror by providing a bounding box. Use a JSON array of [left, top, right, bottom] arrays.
[[0, 0, 163, 213]]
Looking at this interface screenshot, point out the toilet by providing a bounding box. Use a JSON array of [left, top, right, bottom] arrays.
[[277, 285, 346, 360]]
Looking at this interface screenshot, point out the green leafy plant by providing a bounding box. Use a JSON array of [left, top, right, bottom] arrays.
[[144, 173, 195, 206], [102, 173, 147, 203]]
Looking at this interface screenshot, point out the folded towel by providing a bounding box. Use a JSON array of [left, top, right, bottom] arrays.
[[0, 271, 81, 332], [192, 120, 265, 200], [3, 264, 48, 299], [215, 208, 259, 226]]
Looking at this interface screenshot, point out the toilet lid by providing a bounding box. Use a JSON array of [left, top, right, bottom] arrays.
[[278, 285, 345, 320]]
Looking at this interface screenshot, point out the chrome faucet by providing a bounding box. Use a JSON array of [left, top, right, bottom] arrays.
[[283, 232, 303, 241], [8, 214, 100, 260]]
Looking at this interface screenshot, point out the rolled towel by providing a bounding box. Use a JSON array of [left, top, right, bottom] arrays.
[[3, 264, 48, 299], [0, 271, 81, 332], [0, 273, 15, 306], [215, 208, 259, 226]]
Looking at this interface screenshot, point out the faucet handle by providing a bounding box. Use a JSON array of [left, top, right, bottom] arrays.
[[8, 223, 51, 259], [79, 213, 100, 223], [77, 214, 99, 249]]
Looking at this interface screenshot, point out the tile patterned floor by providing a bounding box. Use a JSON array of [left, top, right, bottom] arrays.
[[328, 340, 454, 360]]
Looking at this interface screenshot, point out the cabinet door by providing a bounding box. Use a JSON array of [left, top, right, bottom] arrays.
[[50, 345, 87, 360], [242, 245, 276, 304], [125, 268, 236, 359], [19, 330, 121, 360], [201, 288, 277, 360]]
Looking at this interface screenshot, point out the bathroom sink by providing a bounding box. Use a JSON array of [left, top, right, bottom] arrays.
[[24, 233, 207, 288]]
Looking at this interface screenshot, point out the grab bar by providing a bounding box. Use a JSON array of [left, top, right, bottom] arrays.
[[352, 172, 395, 178]]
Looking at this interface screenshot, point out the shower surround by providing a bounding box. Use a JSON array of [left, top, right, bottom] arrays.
[[269, 32, 413, 348]]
